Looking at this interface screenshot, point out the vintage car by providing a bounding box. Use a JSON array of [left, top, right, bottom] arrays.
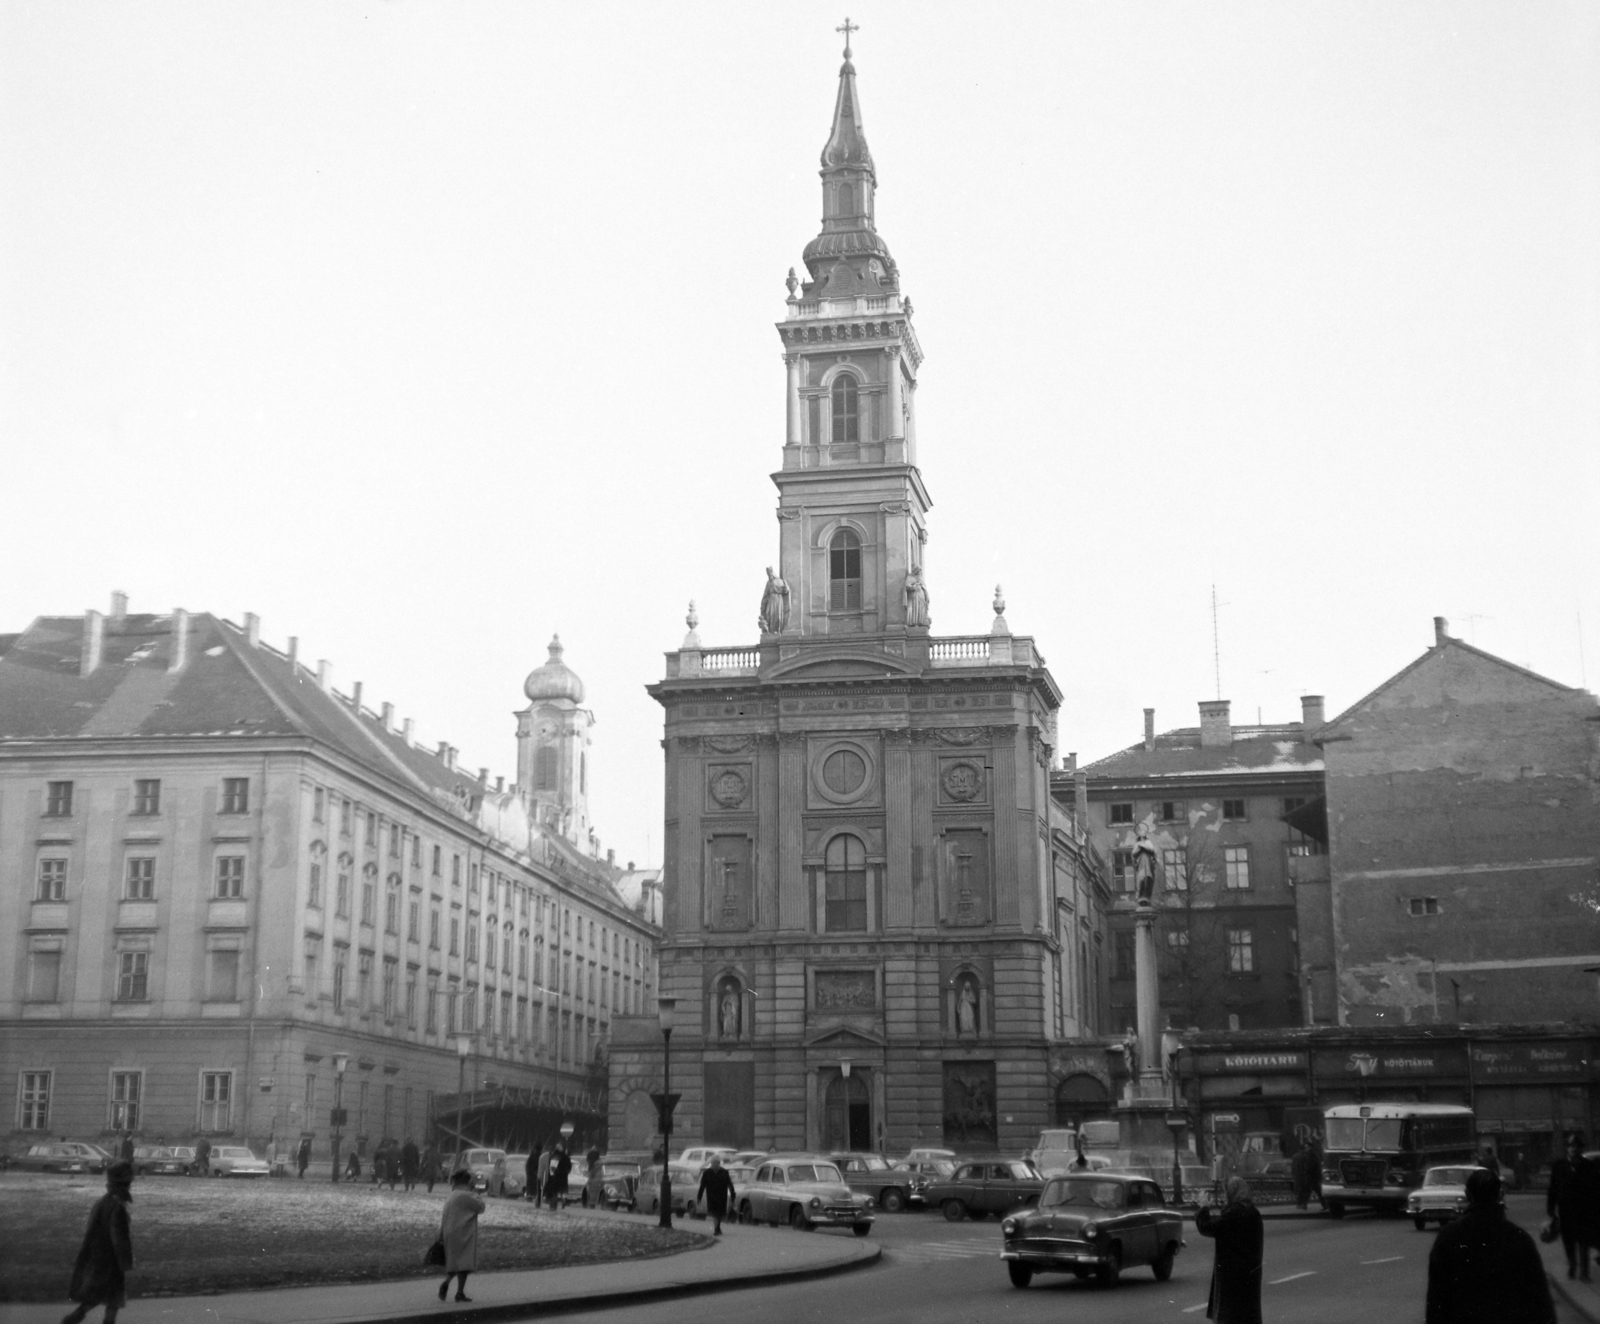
[[637, 1162, 699, 1218], [131, 1145, 190, 1176], [208, 1145, 271, 1177], [491, 1153, 529, 1199], [12, 1141, 112, 1174], [832, 1152, 916, 1213], [1407, 1164, 1488, 1229], [1000, 1173, 1185, 1288], [677, 1146, 738, 1171], [583, 1158, 642, 1210], [893, 1158, 957, 1208], [451, 1147, 507, 1194], [736, 1155, 875, 1235], [926, 1159, 1045, 1222]]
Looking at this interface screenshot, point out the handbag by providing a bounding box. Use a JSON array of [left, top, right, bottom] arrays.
[[424, 1238, 447, 1267], [1540, 1216, 1560, 1244]]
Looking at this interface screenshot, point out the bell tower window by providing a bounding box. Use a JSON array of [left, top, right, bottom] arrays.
[[830, 375, 859, 444], [829, 529, 862, 611], [535, 746, 556, 790]]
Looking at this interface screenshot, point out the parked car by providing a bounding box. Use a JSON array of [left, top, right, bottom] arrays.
[[451, 1147, 506, 1194], [902, 1147, 957, 1164], [677, 1146, 738, 1171], [208, 1145, 270, 1177], [492, 1153, 529, 1199], [832, 1152, 916, 1213], [131, 1145, 190, 1176], [1001, 1172, 1185, 1289], [1407, 1164, 1489, 1229], [12, 1141, 112, 1174], [893, 1158, 957, 1208], [637, 1163, 699, 1218], [167, 1145, 198, 1175], [583, 1158, 643, 1210], [1029, 1129, 1081, 1174], [736, 1155, 875, 1235], [926, 1158, 1044, 1222]]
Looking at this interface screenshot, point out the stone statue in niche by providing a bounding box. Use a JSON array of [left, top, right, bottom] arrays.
[[759, 566, 791, 634], [956, 977, 979, 1034], [1132, 824, 1160, 906], [903, 564, 931, 628], [717, 980, 741, 1039]]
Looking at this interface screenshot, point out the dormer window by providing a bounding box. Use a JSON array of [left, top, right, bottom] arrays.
[[829, 529, 862, 610], [830, 375, 859, 444]]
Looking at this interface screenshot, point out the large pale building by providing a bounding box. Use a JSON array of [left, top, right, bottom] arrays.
[[607, 43, 1109, 1159], [1, 599, 657, 1159]]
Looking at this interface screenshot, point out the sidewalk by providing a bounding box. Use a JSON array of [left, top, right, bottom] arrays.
[[0, 1212, 879, 1324], [1507, 1195, 1600, 1324]]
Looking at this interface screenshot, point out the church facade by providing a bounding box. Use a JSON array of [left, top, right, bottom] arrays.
[[607, 43, 1110, 1158]]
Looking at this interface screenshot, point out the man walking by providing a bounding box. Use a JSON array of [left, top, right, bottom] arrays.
[[63, 1159, 135, 1324], [524, 1144, 542, 1203], [1427, 1168, 1554, 1323], [696, 1154, 736, 1236], [401, 1137, 420, 1192], [1195, 1175, 1263, 1323], [1548, 1131, 1600, 1281], [295, 1135, 312, 1179]]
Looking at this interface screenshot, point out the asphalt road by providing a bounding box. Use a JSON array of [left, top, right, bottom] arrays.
[[559, 1197, 1583, 1324]]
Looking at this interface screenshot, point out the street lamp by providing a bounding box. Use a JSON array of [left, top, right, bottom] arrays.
[[657, 997, 676, 1229], [455, 1035, 471, 1168], [330, 1053, 349, 1183], [1165, 1113, 1188, 1206]]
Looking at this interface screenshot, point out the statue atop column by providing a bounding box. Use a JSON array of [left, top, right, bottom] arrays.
[[758, 567, 791, 634], [1132, 824, 1160, 906], [903, 564, 931, 628]]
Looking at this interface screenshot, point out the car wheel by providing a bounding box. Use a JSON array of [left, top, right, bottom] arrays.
[[1153, 1248, 1175, 1282], [880, 1188, 905, 1214], [1095, 1246, 1122, 1287], [1008, 1263, 1033, 1289], [789, 1205, 809, 1231], [1413, 1216, 1427, 1231], [942, 1199, 966, 1222], [738, 1202, 753, 1225]]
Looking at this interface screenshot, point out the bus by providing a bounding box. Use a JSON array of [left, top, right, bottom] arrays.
[[1320, 1103, 1476, 1217]]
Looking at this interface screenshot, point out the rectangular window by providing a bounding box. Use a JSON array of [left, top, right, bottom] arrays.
[[340, 798, 352, 835], [1111, 849, 1135, 893], [466, 923, 479, 963], [364, 811, 376, 846], [408, 897, 420, 942], [405, 974, 417, 1027], [37, 858, 67, 901], [199, 1071, 232, 1131], [357, 952, 373, 1008], [1227, 928, 1255, 973], [452, 855, 461, 886], [109, 1071, 141, 1130], [206, 949, 239, 1002], [133, 779, 161, 815], [501, 991, 511, 1037], [447, 986, 459, 1034], [313, 787, 325, 822], [361, 876, 375, 925], [126, 857, 155, 900], [382, 959, 397, 1019], [28, 948, 62, 1002], [469, 863, 478, 892], [1161, 848, 1187, 891], [117, 951, 149, 1001], [390, 824, 401, 857], [485, 927, 495, 969], [432, 844, 441, 876], [1113, 928, 1136, 979], [336, 866, 350, 917], [463, 989, 476, 1033], [1108, 802, 1134, 825], [332, 950, 347, 1011], [215, 855, 245, 898], [1223, 845, 1250, 890], [1165, 929, 1190, 952], [20, 1071, 50, 1130], [304, 949, 318, 995], [385, 888, 399, 934], [430, 908, 442, 950], [411, 835, 421, 868], [1408, 896, 1441, 916], [221, 778, 250, 814], [426, 984, 439, 1034], [1221, 798, 1247, 821], [450, 918, 460, 956], [308, 861, 323, 908], [1158, 800, 1182, 822], [45, 780, 73, 817]]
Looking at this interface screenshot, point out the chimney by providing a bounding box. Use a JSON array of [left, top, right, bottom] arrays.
[[1199, 699, 1232, 748], [402, 717, 414, 746], [1143, 708, 1156, 752], [109, 591, 128, 623], [478, 767, 489, 787], [168, 609, 189, 674], [1434, 616, 1450, 646], [244, 613, 260, 648], [628, 860, 635, 872], [316, 659, 332, 692], [380, 701, 394, 731], [287, 636, 299, 670], [495, 775, 504, 793], [80, 610, 104, 676], [1074, 768, 1089, 826], [1064, 751, 1077, 773], [351, 680, 363, 713], [1300, 694, 1325, 731]]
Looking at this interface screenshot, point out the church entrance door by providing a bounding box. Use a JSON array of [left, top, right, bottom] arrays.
[[824, 1074, 871, 1152]]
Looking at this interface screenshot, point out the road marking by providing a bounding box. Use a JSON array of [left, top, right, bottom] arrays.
[[1182, 1304, 1209, 1313], [1361, 1256, 1404, 1265], [1270, 1271, 1318, 1284]]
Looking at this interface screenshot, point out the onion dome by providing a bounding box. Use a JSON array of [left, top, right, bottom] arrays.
[[523, 635, 585, 703]]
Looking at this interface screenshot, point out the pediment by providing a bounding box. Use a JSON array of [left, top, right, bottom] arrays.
[[804, 1025, 886, 1050], [767, 650, 921, 681]]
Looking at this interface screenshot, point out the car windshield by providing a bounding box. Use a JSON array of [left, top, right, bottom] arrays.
[[785, 1164, 842, 1183], [1041, 1178, 1127, 1210], [1005, 1162, 1039, 1180], [854, 1155, 889, 1171], [217, 1148, 251, 1158], [602, 1163, 640, 1177], [1425, 1167, 1478, 1187], [1326, 1117, 1407, 1152]]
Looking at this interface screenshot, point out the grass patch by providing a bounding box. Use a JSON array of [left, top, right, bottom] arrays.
[[0, 1173, 704, 1302]]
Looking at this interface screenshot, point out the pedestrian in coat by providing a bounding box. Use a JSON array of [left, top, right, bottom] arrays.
[[1548, 1131, 1600, 1281], [436, 1169, 485, 1304], [422, 1143, 442, 1193], [193, 1136, 212, 1178], [1291, 1146, 1315, 1210], [545, 1145, 572, 1211], [344, 1150, 361, 1181], [118, 1133, 135, 1163], [536, 1144, 553, 1201], [400, 1138, 420, 1192], [63, 1159, 134, 1324], [524, 1145, 542, 1203], [696, 1154, 736, 1235], [1427, 1168, 1555, 1324], [1195, 1175, 1264, 1324], [295, 1136, 312, 1179]]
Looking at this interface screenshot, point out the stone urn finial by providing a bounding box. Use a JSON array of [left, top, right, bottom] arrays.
[[993, 584, 1006, 617], [683, 600, 701, 650], [785, 267, 799, 298]]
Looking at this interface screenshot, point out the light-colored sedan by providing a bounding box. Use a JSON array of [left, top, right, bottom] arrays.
[[1407, 1164, 1488, 1229], [736, 1155, 875, 1235], [637, 1162, 699, 1218], [208, 1145, 270, 1177], [493, 1153, 529, 1199]]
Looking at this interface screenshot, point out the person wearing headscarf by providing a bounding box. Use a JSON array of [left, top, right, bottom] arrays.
[[1195, 1175, 1263, 1324], [436, 1169, 485, 1303], [64, 1159, 135, 1323], [1427, 1167, 1554, 1324]]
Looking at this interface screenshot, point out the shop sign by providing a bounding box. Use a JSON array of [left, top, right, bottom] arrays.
[[1197, 1051, 1307, 1074], [1313, 1046, 1468, 1079], [1470, 1042, 1591, 1083], [1210, 1112, 1241, 1131]]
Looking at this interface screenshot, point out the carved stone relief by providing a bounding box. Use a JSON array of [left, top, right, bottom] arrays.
[[814, 969, 877, 1010], [706, 764, 751, 811], [939, 759, 985, 804]]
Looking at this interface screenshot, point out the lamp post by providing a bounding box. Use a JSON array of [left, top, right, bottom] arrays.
[[330, 1053, 349, 1182], [657, 997, 676, 1229], [1165, 1113, 1187, 1206], [455, 1035, 471, 1168]]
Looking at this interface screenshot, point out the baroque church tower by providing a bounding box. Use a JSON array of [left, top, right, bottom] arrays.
[[613, 37, 1094, 1163]]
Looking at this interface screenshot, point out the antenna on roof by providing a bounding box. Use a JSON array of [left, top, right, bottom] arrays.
[[1210, 584, 1228, 700]]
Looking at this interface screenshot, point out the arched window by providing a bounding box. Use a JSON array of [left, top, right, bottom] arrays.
[[828, 528, 862, 611], [535, 745, 556, 790], [824, 834, 867, 932], [830, 374, 859, 444]]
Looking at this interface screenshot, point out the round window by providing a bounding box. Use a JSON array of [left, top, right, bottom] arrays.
[[822, 748, 867, 796]]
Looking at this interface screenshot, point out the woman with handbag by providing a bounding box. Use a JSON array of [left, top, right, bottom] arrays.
[[436, 1169, 485, 1303]]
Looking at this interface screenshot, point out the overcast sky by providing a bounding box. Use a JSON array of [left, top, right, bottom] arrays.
[[3, 2, 1596, 869]]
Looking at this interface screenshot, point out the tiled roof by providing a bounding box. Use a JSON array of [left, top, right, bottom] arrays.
[[1079, 724, 1323, 782]]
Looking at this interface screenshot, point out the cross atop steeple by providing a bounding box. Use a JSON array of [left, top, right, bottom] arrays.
[[836, 16, 858, 59]]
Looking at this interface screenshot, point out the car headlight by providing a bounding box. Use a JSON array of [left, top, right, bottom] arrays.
[[809, 1196, 822, 1209], [862, 1197, 874, 1210], [1001, 1218, 1018, 1236], [1082, 1222, 1100, 1239], [605, 1184, 620, 1197]]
